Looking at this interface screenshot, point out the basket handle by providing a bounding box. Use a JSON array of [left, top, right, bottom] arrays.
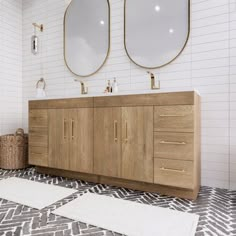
[[15, 128, 24, 137]]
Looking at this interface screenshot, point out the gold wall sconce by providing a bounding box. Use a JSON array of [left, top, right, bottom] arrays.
[[31, 23, 44, 55], [32, 23, 44, 32]]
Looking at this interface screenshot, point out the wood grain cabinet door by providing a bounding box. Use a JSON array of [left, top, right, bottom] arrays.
[[94, 107, 122, 178], [29, 109, 48, 167], [69, 108, 93, 174], [121, 107, 154, 183], [48, 109, 70, 170]]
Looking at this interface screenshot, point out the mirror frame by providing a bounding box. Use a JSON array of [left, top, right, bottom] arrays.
[[64, 0, 111, 77], [124, 0, 191, 69]]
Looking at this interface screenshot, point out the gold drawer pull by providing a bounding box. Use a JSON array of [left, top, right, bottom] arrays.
[[30, 134, 45, 137], [114, 120, 118, 142], [31, 152, 43, 155], [63, 119, 67, 140], [159, 114, 185, 117], [71, 119, 75, 140], [160, 141, 186, 145], [125, 120, 128, 143], [160, 167, 185, 173]]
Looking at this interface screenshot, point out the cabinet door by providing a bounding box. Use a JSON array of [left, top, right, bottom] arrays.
[[48, 109, 70, 170], [29, 109, 48, 167], [69, 108, 93, 173], [94, 107, 122, 178], [121, 107, 154, 183]]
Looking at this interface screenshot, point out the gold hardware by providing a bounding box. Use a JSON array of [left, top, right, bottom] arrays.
[[32, 23, 44, 32], [71, 119, 75, 140], [160, 167, 185, 173], [159, 114, 185, 117], [125, 120, 128, 143], [114, 120, 118, 142], [74, 80, 88, 95], [64, 1, 111, 77], [147, 71, 160, 90], [31, 152, 43, 155], [124, 0, 190, 69], [63, 119, 67, 140], [160, 141, 186, 145], [80, 81, 88, 95], [31, 134, 45, 137]]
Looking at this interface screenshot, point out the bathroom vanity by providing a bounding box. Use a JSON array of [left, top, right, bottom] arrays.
[[28, 91, 200, 199]]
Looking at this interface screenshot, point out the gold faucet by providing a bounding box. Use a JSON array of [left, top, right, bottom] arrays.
[[80, 81, 88, 95], [147, 71, 160, 90], [74, 79, 88, 95]]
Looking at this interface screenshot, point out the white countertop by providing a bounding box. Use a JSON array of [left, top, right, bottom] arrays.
[[32, 89, 200, 101]]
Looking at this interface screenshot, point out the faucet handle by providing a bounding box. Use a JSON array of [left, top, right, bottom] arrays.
[[147, 71, 155, 79]]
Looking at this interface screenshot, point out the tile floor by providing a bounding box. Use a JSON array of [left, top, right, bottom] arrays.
[[0, 168, 235, 236]]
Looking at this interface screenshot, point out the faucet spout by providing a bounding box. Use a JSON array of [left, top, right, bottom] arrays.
[[80, 81, 88, 95], [74, 79, 88, 95], [147, 71, 160, 90]]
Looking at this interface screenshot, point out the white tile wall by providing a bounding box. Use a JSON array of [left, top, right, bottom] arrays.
[[230, 0, 236, 189], [0, 0, 22, 135], [21, 0, 236, 189]]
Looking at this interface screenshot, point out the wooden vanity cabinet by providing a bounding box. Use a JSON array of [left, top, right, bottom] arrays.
[[29, 109, 48, 167], [69, 108, 93, 174], [48, 108, 93, 173], [121, 107, 153, 183], [94, 106, 153, 183], [29, 98, 94, 174], [153, 100, 200, 192], [154, 105, 194, 132], [48, 109, 69, 170], [29, 91, 200, 200], [94, 107, 122, 178]]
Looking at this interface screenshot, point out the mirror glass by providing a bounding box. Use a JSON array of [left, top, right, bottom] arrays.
[[64, 0, 110, 77], [124, 0, 189, 69]]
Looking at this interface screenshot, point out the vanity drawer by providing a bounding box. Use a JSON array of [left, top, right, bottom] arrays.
[[154, 132, 194, 160], [29, 109, 48, 127], [29, 146, 48, 167], [154, 158, 194, 189], [154, 105, 194, 132], [29, 127, 48, 147]]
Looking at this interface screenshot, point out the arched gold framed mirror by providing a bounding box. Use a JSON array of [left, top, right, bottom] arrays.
[[64, 0, 110, 77], [124, 0, 190, 69]]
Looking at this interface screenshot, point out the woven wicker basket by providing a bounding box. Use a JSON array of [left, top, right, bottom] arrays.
[[0, 129, 28, 170]]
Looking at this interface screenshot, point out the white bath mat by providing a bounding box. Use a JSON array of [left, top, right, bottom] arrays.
[[53, 193, 199, 236], [0, 177, 77, 209]]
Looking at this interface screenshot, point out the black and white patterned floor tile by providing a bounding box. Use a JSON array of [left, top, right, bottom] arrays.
[[0, 168, 235, 236]]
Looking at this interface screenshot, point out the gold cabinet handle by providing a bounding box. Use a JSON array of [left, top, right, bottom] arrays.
[[29, 134, 45, 137], [160, 167, 185, 173], [125, 120, 128, 143], [71, 119, 75, 140], [31, 152, 42, 155], [114, 120, 118, 142], [159, 114, 185, 117], [160, 141, 186, 145], [63, 119, 67, 140]]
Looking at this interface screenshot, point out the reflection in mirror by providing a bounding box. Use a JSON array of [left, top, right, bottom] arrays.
[[64, 0, 110, 77], [124, 0, 190, 69]]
